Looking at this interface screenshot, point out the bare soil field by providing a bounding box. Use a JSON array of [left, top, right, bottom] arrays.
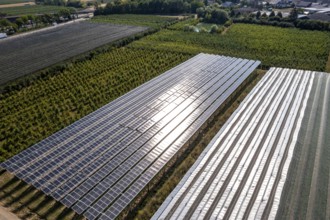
[[0, 204, 20, 220], [0, 20, 148, 85]]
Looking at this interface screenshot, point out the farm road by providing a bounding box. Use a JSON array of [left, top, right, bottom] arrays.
[[0, 205, 20, 220]]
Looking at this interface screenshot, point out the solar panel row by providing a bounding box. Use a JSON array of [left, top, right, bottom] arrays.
[[0, 54, 260, 220], [152, 68, 328, 220]]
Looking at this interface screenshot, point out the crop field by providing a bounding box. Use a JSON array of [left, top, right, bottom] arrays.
[[153, 68, 330, 219], [131, 24, 330, 71], [92, 14, 178, 29], [0, 21, 148, 85], [0, 5, 74, 15], [1, 54, 260, 220], [1, 16, 329, 220], [0, 0, 30, 5], [0, 47, 191, 162]]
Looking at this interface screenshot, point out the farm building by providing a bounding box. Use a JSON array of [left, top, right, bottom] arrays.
[[222, 1, 235, 8], [296, 1, 313, 7], [0, 33, 7, 39]]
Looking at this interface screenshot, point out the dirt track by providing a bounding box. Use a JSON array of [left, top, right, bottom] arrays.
[[0, 205, 20, 220]]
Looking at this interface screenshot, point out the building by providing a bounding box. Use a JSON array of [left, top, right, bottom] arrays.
[[307, 12, 330, 21], [296, 1, 313, 7], [0, 33, 7, 39], [222, 1, 235, 7]]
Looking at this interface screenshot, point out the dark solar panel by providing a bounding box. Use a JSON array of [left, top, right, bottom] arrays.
[[0, 54, 260, 220]]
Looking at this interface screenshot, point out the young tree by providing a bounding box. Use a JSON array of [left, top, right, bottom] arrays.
[[210, 24, 219, 33], [261, 12, 268, 19], [59, 8, 71, 20], [21, 15, 29, 25], [229, 9, 235, 17], [15, 18, 24, 28], [211, 8, 229, 24], [256, 10, 261, 19], [191, 1, 204, 13], [289, 8, 298, 21], [204, 0, 208, 6]]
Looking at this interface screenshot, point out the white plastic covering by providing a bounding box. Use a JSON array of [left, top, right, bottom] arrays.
[[152, 68, 330, 220]]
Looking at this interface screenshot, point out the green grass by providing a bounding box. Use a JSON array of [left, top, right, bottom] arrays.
[[326, 53, 330, 73], [0, 5, 75, 16], [92, 14, 178, 29], [131, 23, 330, 71], [167, 18, 199, 30], [0, 0, 30, 5], [1, 16, 329, 220]]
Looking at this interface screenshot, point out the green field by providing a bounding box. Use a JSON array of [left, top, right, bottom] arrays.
[[92, 14, 178, 29], [1, 19, 329, 162], [0, 48, 190, 162], [131, 23, 330, 71], [0, 5, 74, 15], [1, 15, 330, 220], [0, 0, 30, 5]]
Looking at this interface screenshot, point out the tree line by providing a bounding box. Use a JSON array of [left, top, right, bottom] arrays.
[[36, 0, 85, 8], [0, 8, 77, 35], [95, 0, 205, 15], [232, 8, 330, 31]]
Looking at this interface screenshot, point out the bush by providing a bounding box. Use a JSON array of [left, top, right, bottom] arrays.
[[183, 24, 197, 32], [199, 27, 208, 33], [224, 19, 233, 27], [210, 24, 223, 33], [197, 6, 229, 24], [295, 19, 330, 31]]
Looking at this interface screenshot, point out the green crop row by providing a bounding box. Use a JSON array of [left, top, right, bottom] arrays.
[[0, 47, 191, 162], [2, 19, 329, 162], [131, 23, 330, 71], [0, 5, 75, 16], [92, 14, 178, 29], [0, 0, 30, 5]]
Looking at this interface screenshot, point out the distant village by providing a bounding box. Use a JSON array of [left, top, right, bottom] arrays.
[[221, 0, 330, 22]]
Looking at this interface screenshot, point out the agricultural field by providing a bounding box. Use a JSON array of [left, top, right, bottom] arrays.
[[1, 15, 330, 220], [167, 18, 217, 32], [0, 0, 30, 5], [131, 23, 330, 71], [81, 0, 112, 3], [92, 14, 178, 29], [277, 71, 330, 219], [0, 20, 148, 84], [167, 18, 199, 30], [0, 54, 260, 220], [0, 5, 74, 15], [0, 47, 191, 162], [153, 68, 330, 220]]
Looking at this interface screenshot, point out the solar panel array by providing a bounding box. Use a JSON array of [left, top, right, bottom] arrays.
[[0, 53, 260, 220], [152, 68, 327, 220]]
